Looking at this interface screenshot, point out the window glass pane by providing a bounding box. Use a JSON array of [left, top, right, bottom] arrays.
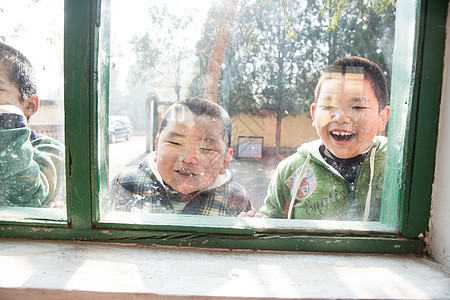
[[0, 0, 66, 222], [100, 0, 402, 228]]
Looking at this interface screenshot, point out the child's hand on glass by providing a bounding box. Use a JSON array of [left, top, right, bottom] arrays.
[[238, 210, 268, 218]]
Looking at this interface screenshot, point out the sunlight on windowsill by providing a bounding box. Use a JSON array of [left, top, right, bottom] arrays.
[[0, 239, 448, 299]]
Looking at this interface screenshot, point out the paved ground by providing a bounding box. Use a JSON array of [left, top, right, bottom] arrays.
[[228, 149, 295, 210], [109, 136, 148, 179]]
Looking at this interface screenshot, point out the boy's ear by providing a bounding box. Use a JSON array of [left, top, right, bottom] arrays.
[[23, 95, 39, 117], [378, 106, 390, 131], [219, 148, 233, 175], [310, 103, 317, 128], [154, 137, 159, 162]]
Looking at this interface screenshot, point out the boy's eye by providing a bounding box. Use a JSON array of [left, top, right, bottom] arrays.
[[353, 106, 369, 110], [198, 147, 214, 152], [320, 105, 336, 110], [168, 141, 182, 146]]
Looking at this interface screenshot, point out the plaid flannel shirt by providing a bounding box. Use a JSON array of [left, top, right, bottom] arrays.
[[109, 153, 252, 216]]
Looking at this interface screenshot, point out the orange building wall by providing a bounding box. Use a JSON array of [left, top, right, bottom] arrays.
[[231, 112, 319, 149]]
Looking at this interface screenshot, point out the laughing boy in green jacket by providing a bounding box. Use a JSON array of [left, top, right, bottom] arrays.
[[0, 42, 64, 207], [259, 56, 390, 221]]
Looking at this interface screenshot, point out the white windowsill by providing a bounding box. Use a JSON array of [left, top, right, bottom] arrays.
[[0, 239, 449, 300]]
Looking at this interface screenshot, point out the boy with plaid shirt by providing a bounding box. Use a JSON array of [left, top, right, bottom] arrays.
[[109, 98, 252, 216]]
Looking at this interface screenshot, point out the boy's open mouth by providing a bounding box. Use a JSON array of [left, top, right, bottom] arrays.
[[175, 169, 195, 178], [330, 130, 356, 142]]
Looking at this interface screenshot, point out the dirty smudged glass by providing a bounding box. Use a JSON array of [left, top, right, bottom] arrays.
[[99, 0, 402, 227], [0, 0, 66, 222]]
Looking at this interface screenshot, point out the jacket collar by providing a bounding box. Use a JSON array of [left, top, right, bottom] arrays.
[[300, 139, 379, 178]]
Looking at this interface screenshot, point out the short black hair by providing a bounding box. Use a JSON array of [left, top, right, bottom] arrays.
[[0, 42, 37, 101], [159, 98, 232, 148], [314, 56, 388, 110]]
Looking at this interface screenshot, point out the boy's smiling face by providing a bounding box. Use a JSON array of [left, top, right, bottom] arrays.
[[155, 108, 232, 194], [311, 73, 390, 159]]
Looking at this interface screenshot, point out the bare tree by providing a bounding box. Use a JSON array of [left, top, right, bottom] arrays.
[[203, 0, 238, 103]]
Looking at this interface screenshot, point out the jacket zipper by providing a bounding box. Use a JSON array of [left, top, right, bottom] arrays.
[[348, 181, 356, 219], [346, 159, 365, 220]]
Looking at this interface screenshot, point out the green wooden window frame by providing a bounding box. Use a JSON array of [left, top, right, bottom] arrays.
[[0, 0, 447, 254]]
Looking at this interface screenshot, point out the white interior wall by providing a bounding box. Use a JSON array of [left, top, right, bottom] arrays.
[[429, 1, 450, 268]]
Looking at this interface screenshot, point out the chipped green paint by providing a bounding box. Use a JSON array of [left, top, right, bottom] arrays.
[[400, 0, 448, 237], [381, 0, 420, 228], [64, 0, 97, 230], [96, 0, 111, 222], [0, 225, 421, 254]]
